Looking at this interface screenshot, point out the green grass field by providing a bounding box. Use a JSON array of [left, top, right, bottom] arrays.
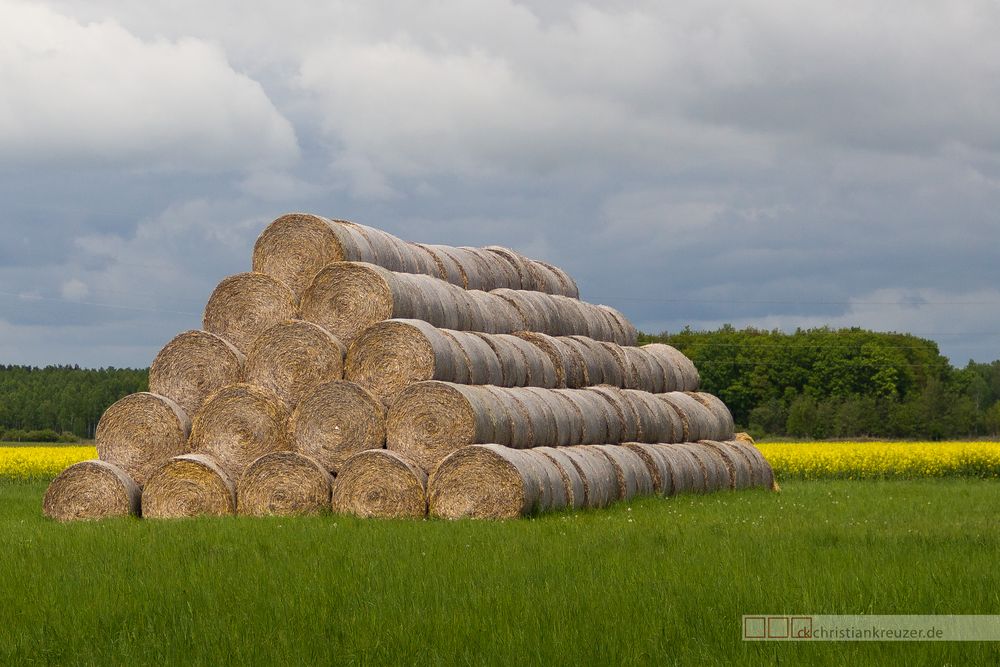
[[2, 479, 998, 665]]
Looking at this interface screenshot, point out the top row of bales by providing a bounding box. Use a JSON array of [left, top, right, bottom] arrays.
[[253, 213, 579, 299]]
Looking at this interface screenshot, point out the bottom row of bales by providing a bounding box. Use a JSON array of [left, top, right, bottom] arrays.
[[43, 439, 774, 522]]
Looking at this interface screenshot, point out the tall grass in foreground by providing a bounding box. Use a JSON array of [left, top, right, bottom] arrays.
[[1, 479, 998, 666], [759, 441, 1000, 479]]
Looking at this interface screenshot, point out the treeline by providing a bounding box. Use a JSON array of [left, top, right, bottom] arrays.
[[644, 326, 1000, 439], [3, 327, 1000, 441], [0, 365, 148, 440]]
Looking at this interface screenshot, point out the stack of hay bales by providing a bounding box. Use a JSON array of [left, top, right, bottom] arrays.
[[43, 213, 774, 522]]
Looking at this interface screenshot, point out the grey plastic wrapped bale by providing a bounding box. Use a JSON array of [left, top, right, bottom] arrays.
[[252, 213, 580, 298]]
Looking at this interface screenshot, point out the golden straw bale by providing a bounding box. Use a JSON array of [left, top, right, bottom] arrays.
[[243, 320, 346, 408], [43, 460, 140, 522], [290, 380, 386, 474], [202, 272, 298, 353], [95, 392, 191, 486], [331, 449, 428, 519], [188, 383, 290, 481], [237, 451, 333, 516], [141, 454, 236, 518], [428, 444, 547, 519], [149, 330, 245, 418]]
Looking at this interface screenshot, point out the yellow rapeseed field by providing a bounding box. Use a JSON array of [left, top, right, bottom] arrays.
[[758, 441, 1000, 480], [0, 446, 97, 480]]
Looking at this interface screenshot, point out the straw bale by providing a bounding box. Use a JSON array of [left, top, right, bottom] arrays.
[[290, 380, 386, 473], [243, 320, 345, 408], [592, 445, 654, 500], [557, 446, 617, 508], [331, 449, 428, 519], [621, 443, 675, 496], [236, 451, 332, 516], [188, 383, 290, 480], [142, 453, 236, 518], [533, 447, 586, 509], [149, 330, 245, 418], [202, 272, 297, 353], [428, 444, 545, 519], [95, 392, 191, 486], [43, 460, 140, 522], [641, 344, 699, 391]]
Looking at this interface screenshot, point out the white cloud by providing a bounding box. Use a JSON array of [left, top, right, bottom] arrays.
[[59, 278, 89, 301], [0, 0, 299, 170]]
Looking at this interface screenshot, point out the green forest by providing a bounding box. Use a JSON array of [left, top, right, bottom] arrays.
[[0, 366, 147, 441], [646, 326, 1000, 439], [2, 326, 999, 441]]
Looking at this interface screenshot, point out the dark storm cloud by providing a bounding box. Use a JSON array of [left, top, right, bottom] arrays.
[[2, 1, 999, 366]]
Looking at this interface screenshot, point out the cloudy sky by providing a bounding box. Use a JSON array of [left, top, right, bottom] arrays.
[[2, 0, 998, 368]]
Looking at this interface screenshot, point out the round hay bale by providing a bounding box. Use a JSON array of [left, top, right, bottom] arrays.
[[620, 347, 662, 393], [252, 214, 375, 298], [676, 443, 723, 492], [142, 454, 236, 518], [557, 446, 617, 508], [485, 246, 534, 290], [553, 389, 607, 444], [523, 449, 568, 511], [386, 382, 503, 473], [299, 262, 414, 344], [449, 331, 504, 386], [521, 387, 576, 446], [687, 392, 736, 439], [237, 451, 333, 516], [642, 344, 699, 391], [345, 319, 468, 402], [726, 440, 776, 490], [698, 441, 753, 490], [688, 442, 735, 491], [481, 387, 529, 448], [148, 330, 245, 418], [735, 432, 756, 445], [657, 392, 717, 442], [468, 247, 519, 290], [290, 380, 386, 473], [592, 445, 654, 500], [620, 390, 679, 443], [472, 334, 525, 387], [243, 320, 346, 408], [587, 385, 641, 442], [188, 383, 290, 481], [42, 460, 140, 522], [331, 449, 427, 519], [202, 272, 298, 353], [532, 260, 579, 298], [559, 337, 601, 385], [428, 444, 546, 519], [504, 389, 557, 447], [622, 443, 675, 496], [424, 244, 471, 288], [493, 289, 550, 333], [95, 392, 191, 487], [495, 334, 558, 387], [649, 444, 704, 494], [599, 342, 635, 388], [534, 447, 586, 509], [413, 243, 463, 285], [598, 305, 638, 346], [514, 332, 574, 388]]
